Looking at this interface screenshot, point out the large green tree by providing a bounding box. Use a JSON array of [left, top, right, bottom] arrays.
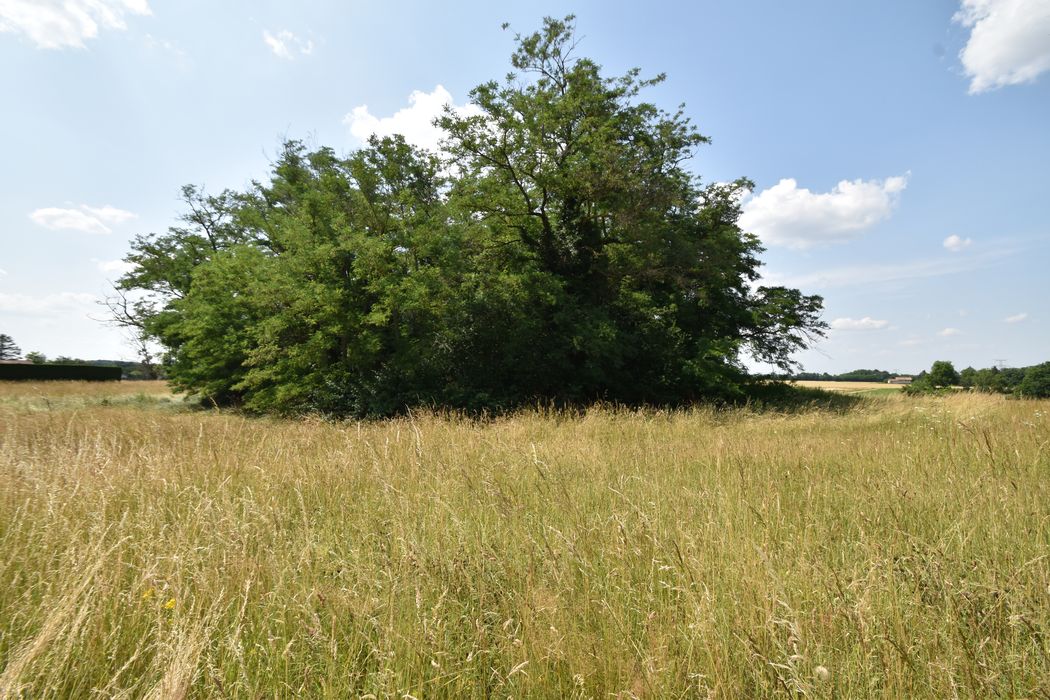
[[435, 16, 824, 403], [112, 17, 826, 416]]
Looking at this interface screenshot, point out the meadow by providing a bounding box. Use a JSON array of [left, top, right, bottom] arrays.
[[792, 380, 904, 396], [0, 381, 1047, 698]]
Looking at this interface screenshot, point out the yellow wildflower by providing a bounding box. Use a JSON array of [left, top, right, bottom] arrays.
[[141, 587, 155, 601], [164, 597, 176, 610]]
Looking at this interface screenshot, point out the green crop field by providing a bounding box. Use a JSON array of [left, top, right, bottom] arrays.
[[0, 381, 1047, 697]]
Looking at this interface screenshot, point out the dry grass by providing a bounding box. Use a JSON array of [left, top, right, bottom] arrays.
[[0, 380, 177, 413], [0, 382, 1047, 697], [793, 380, 903, 394]]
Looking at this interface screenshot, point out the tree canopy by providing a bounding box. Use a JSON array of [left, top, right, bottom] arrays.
[[112, 17, 826, 416], [928, 360, 961, 388], [1019, 362, 1050, 398]]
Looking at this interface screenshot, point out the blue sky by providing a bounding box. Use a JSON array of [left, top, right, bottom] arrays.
[[1, 0, 1047, 373]]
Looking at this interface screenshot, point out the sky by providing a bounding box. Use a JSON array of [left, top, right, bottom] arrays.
[[0, 0, 1047, 373]]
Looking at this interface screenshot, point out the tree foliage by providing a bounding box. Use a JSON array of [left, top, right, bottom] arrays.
[[0, 334, 21, 360], [906, 360, 960, 394], [112, 17, 826, 416], [24, 351, 46, 364], [928, 360, 961, 388], [1018, 362, 1050, 398]]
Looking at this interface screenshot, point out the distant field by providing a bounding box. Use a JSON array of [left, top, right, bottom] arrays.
[[0, 378, 172, 399], [794, 379, 904, 394], [0, 382, 1047, 697]]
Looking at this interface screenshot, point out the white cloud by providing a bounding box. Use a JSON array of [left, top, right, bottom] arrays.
[[1004, 311, 1028, 323], [763, 246, 1015, 290], [82, 205, 137, 225], [830, 317, 890, 331], [30, 204, 137, 235], [943, 234, 973, 251], [344, 85, 483, 153], [96, 259, 135, 276], [954, 0, 1050, 93], [739, 174, 908, 249], [0, 291, 97, 316], [0, 0, 151, 49], [262, 29, 313, 60], [938, 327, 962, 336]]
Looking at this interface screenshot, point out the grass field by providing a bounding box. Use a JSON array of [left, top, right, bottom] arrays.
[[0, 382, 1047, 697], [793, 380, 904, 395]]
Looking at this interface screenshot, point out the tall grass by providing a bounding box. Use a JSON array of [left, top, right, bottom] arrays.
[[0, 384, 1047, 697]]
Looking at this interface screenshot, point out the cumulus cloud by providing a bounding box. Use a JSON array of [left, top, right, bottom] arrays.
[[30, 204, 137, 235], [830, 317, 890, 331], [954, 0, 1050, 93], [1004, 311, 1028, 323], [96, 259, 135, 276], [0, 0, 151, 49], [0, 291, 97, 315], [262, 29, 313, 60], [344, 85, 482, 153], [943, 234, 973, 251], [763, 246, 1015, 290], [938, 327, 962, 336], [739, 174, 908, 249]]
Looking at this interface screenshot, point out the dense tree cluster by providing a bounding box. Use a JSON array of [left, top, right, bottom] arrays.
[[958, 363, 1049, 397], [1017, 363, 1050, 398], [906, 360, 1050, 398], [112, 17, 826, 416]]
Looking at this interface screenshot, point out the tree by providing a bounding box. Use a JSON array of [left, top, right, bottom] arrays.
[[437, 16, 825, 401], [959, 366, 977, 388], [112, 17, 826, 416], [0, 334, 21, 360], [24, 351, 46, 364], [999, 366, 1026, 392], [1018, 362, 1050, 398], [928, 360, 960, 388], [973, 366, 1003, 392]]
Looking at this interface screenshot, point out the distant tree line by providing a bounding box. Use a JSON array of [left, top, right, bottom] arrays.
[[0, 334, 160, 381], [762, 360, 1050, 399], [768, 368, 896, 383], [30, 357, 162, 381], [906, 360, 1050, 398], [0, 363, 121, 382]]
